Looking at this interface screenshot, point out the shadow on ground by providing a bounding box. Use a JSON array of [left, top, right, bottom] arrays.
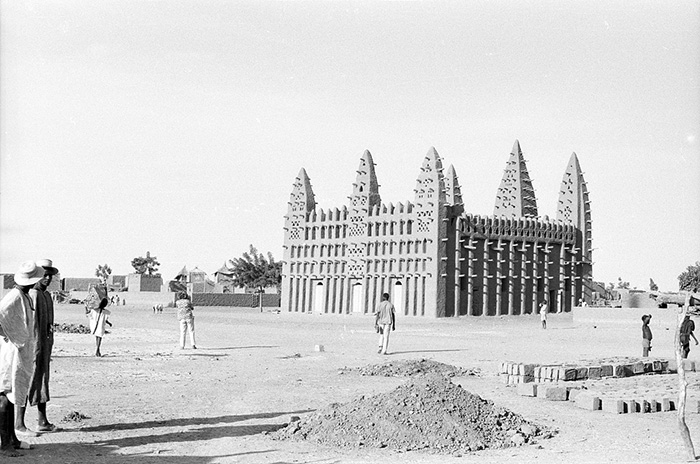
[[73, 410, 313, 433]]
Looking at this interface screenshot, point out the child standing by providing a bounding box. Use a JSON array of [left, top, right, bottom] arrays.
[[87, 298, 111, 357], [176, 292, 196, 349], [539, 300, 548, 329]]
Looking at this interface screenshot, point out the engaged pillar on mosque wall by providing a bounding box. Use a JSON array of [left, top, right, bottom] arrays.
[[495, 239, 503, 316], [508, 240, 515, 316], [520, 242, 528, 315]]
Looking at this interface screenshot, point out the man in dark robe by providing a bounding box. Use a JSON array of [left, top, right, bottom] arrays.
[[16, 259, 59, 435]]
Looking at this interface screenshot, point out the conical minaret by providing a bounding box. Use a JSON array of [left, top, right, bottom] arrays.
[[444, 164, 464, 215], [556, 152, 592, 255], [285, 168, 316, 242], [493, 140, 538, 218], [413, 147, 448, 317], [556, 152, 592, 303], [349, 150, 381, 211]]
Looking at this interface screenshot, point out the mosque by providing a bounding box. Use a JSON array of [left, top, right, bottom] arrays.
[[281, 141, 592, 318]]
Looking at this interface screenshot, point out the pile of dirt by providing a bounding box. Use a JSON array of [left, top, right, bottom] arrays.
[[272, 375, 553, 454], [61, 411, 90, 422], [54, 323, 91, 334], [338, 358, 480, 378]]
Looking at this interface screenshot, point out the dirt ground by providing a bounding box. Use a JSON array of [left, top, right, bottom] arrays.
[[13, 303, 700, 463]]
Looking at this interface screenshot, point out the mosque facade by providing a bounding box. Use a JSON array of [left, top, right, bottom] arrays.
[[281, 141, 592, 318]]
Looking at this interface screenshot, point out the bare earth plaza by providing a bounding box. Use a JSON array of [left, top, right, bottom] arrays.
[[1, 2, 700, 464]]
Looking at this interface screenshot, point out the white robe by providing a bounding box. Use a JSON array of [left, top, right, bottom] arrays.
[[0, 288, 36, 405]]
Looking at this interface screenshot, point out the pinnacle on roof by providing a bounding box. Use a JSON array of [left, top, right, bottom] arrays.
[[493, 140, 538, 218], [444, 164, 464, 212], [349, 149, 381, 209]]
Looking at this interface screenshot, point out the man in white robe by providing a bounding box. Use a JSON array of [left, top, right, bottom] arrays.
[[0, 261, 44, 456]]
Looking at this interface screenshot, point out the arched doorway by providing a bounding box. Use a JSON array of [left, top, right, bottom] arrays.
[[313, 281, 325, 314], [392, 281, 403, 316], [352, 282, 364, 314]]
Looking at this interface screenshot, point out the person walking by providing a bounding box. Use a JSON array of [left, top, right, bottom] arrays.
[[176, 292, 196, 349], [15, 259, 59, 436], [0, 261, 45, 456], [641, 314, 652, 357], [87, 297, 111, 357], [680, 314, 698, 359], [539, 300, 548, 329], [374, 293, 395, 355]]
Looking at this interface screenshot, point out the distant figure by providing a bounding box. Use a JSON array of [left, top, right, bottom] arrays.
[[539, 301, 548, 329], [374, 293, 395, 355], [579, 298, 588, 307], [680, 314, 698, 359], [87, 298, 111, 357], [114, 295, 120, 306], [153, 304, 163, 314], [176, 292, 196, 349], [641, 314, 652, 357]]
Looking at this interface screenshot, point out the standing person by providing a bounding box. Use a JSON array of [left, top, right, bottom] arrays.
[[641, 314, 653, 357], [87, 298, 111, 357], [16, 259, 59, 436], [680, 314, 698, 359], [539, 300, 548, 329], [374, 293, 395, 355], [176, 292, 196, 349], [0, 261, 45, 456]]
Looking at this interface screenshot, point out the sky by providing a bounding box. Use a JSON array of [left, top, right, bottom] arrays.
[[1, 0, 698, 292]]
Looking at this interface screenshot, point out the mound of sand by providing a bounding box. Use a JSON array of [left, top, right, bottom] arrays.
[[338, 358, 480, 378], [272, 375, 553, 454]]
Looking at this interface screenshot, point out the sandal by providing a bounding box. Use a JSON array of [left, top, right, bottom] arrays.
[[37, 423, 58, 432]]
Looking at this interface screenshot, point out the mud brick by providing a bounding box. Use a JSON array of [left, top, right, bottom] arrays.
[[522, 375, 534, 383], [652, 360, 663, 372], [682, 359, 695, 372], [501, 374, 509, 384], [517, 383, 538, 397], [643, 362, 654, 373], [665, 360, 676, 373], [507, 363, 514, 375], [696, 400, 700, 413], [626, 399, 640, 413], [601, 365, 614, 377], [552, 367, 560, 381], [562, 368, 577, 381], [623, 364, 636, 376], [587, 366, 602, 380], [568, 388, 582, 401], [650, 399, 660, 412], [500, 362, 507, 374], [612, 364, 626, 378], [602, 399, 625, 414], [641, 400, 651, 413], [631, 362, 645, 375], [576, 367, 589, 380], [575, 392, 601, 410], [539, 385, 567, 401], [522, 364, 535, 377], [533, 366, 541, 378], [662, 398, 674, 412], [517, 364, 524, 375]]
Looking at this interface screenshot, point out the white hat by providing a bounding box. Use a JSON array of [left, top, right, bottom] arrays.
[[14, 261, 46, 286], [36, 258, 59, 275]]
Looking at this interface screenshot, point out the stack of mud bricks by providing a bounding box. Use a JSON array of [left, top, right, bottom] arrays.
[[500, 359, 674, 386], [503, 359, 687, 414]]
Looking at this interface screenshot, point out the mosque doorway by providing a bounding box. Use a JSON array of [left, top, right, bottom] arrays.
[[352, 282, 364, 314], [392, 281, 403, 316], [313, 281, 325, 314]]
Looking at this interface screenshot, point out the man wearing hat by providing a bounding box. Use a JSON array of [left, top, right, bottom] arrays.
[[0, 261, 44, 455], [15, 259, 58, 435]]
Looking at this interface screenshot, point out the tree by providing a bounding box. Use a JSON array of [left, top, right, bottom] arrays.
[[227, 245, 281, 290], [678, 262, 700, 292], [95, 264, 112, 284], [649, 278, 658, 292], [131, 251, 161, 276]]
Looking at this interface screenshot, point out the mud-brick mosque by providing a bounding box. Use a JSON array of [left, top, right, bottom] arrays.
[[281, 141, 592, 318]]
